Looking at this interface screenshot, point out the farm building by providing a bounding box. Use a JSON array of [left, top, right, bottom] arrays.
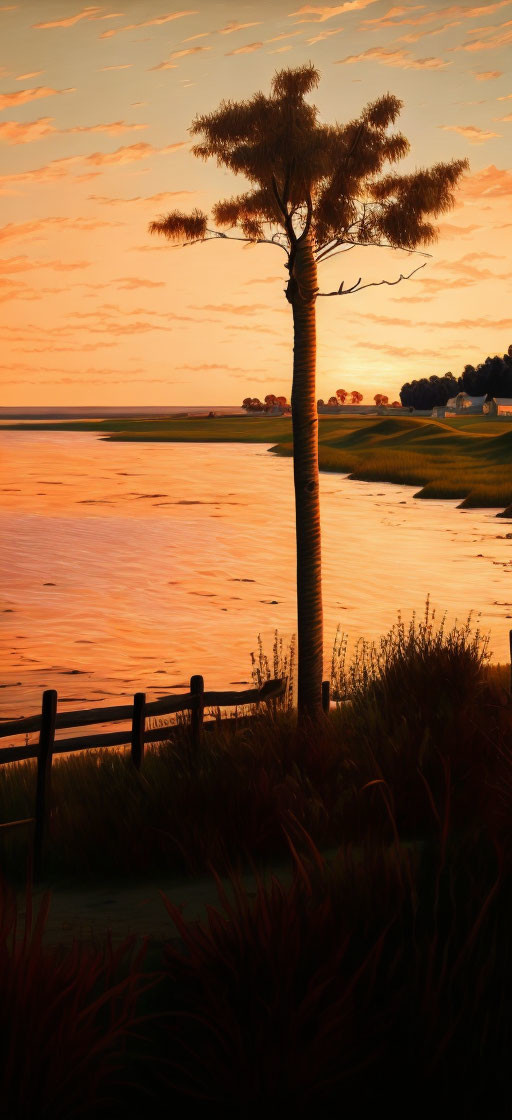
[[483, 398, 512, 416], [432, 392, 487, 417]]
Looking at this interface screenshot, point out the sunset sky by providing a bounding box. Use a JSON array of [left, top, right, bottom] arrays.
[[1, 0, 512, 406]]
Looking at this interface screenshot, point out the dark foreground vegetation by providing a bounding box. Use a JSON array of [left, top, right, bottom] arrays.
[[1, 608, 512, 1116]]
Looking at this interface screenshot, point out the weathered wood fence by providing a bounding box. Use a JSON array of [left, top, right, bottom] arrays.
[[0, 673, 311, 880]]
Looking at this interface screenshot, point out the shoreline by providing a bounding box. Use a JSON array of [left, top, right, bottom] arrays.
[[3, 414, 511, 516]]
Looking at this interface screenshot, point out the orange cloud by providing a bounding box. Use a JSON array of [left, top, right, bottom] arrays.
[[347, 311, 512, 329], [191, 303, 275, 314], [99, 10, 199, 39], [0, 140, 186, 189], [474, 70, 503, 79], [364, 1, 512, 28], [0, 216, 122, 244], [217, 21, 262, 33], [244, 275, 282, 285], [0, 256, 90, 273], [88, 189, 196, 205], [455, 19, 512, 51], [33, 5, 102, 29], [266, 31, 305, 41], [436, 221, 482, 236], [16, 70, 45, 80], [290, 1, 379, 22], [306, 25, 344, 42], [151, 45, 210, 68], [335, 46, 450, 68], [0, 86, 75, 110], [19, 343, 117, 352], [99, 64, 133, 71], [356, 340, 444, 359], [440, 123, 501, 142], [0, 117, 148, 144], [115, 277, 166, 289], [69, 121, 147, 136], [457, 163, 512, 199], [0, 117, 55, 143], [226, 41, 264, 55]]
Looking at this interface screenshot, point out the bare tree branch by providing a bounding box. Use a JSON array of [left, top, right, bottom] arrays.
[[317, 261, 426, 297], [316, 239, 433, 264], [179, 228, 290, 256]]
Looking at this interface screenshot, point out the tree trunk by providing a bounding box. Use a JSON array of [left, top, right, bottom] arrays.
[[288, 232, 323, 722]]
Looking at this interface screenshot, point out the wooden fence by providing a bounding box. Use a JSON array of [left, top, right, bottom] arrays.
[[0, 673, 306, 881]]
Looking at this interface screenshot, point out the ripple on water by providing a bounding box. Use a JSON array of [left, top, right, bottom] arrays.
[[0, 429, 511, 725]]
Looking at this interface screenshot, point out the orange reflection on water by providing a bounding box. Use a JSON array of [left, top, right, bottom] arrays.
[[1, 430, 511, 725]]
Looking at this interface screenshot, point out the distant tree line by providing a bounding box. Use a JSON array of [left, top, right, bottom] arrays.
[[317, 389, 401, 408], [242, 394, 291, 413], [400, 345, 512, 410]]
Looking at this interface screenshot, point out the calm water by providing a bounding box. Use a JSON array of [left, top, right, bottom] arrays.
[[1, 430, 511, 732]]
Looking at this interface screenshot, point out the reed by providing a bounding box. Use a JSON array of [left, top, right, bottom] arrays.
[[0, 606, 509, 884]]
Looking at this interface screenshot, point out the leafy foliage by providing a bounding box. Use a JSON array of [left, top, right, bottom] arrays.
[[400, 344, 512, 409], [150, 64, 468, 271]]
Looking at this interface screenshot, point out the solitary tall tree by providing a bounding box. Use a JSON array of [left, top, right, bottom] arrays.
[[150, 65, 467, 721]]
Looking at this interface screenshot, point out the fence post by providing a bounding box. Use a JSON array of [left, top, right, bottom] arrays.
[[509, 630, 512, 698], [33, 689, 57, 883], [190, 675, 204, 754], [322, 680, 330, 715], [131, 692, 146, 770]]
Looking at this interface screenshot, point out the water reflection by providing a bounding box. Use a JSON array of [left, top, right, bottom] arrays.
[[1, 430, 510, 724]]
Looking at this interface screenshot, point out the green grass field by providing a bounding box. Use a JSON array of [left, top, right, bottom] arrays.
[[6, 412, 511, 514]]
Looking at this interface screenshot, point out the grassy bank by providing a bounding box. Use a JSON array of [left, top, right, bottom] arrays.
[[5, 413, 512, 514], [1, 609, 512, 1116], [1, 609, 510, 886]]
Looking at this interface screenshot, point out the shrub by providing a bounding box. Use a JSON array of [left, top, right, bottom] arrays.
[[154, 830, 512, 1117], [0, 875, 152, 1119]]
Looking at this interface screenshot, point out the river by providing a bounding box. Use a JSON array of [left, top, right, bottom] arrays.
[[1, 430, 511, 729]]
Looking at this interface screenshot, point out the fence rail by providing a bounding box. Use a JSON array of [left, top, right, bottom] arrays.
[[0, 674, 293, 880]]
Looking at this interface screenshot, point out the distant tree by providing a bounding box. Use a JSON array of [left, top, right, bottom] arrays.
[[391, 400, 401, 408], [151, 64, 468, 720], [401, 347, 512, 410], [400, 371, 460, 409], [350, 390, 363, 404], [328, 395, 339, 407], [242, 396, 264, 412], [242, 394, 291, 412], [460, 348, 512, 399], [380, 395, 389, 406], [317, 398, 325, 408], [336, 388, 347, 404], [374, 393, 385, 406]]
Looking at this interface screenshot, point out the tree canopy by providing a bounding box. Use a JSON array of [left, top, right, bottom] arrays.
[[150, 63, 468, 293], [400, 346, 512, 409]]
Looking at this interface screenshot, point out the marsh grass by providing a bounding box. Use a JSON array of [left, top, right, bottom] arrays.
[[0, 606, 510, 884], [7, 414, 511, 510], [272, 416, 512, 512], [0, 874, 153, 1119], [148, 829, 512, 1117]]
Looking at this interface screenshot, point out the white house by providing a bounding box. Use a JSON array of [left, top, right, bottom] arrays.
[[483, 397, 512, 417], [433, 392, 487, 417]]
